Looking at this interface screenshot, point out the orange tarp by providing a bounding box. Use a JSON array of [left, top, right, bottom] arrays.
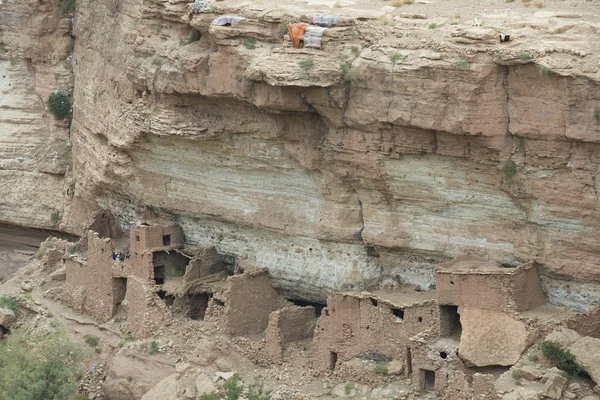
[[288, 23, 308, 48]]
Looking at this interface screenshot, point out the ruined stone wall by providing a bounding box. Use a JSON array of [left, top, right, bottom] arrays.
[[64, 231, 130, 322], [215, 269, 289, 336], [312, 293, 439, 373], [130, 224, 184, 254], [124, 277, 172, 338], [436, 262, 546, 312]]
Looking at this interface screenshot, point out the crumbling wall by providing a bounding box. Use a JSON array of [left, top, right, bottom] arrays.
[[265, 306, 316, 363], [123, 277, 172, 338], [207, 265, 289, 336], [312, 292, 439, 373], [183, 246, 225, 282], [63, 231, 132, 322]]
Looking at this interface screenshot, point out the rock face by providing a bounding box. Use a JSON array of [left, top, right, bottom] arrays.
[[140, 374, 179, 400], [0, 0, 73, 229], [569, 337, 600, 385], [458, 308, 529, 367], [6, 0, 600, 305]]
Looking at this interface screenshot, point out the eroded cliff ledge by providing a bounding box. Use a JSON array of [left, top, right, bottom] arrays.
[[3, 0, 600, 307]]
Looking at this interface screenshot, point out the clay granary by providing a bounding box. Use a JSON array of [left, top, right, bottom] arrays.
[[57, 211, 571, 396]]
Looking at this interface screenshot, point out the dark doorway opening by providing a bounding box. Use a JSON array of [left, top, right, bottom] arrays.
[[112, 278, 127, 305], [287, 298, 326, 317], [439, 305, 461, 338], [162, 235, 171, 246], [154, 265, 166, 285], [329, 351, 338, 370], [423, 369, 436, 391]]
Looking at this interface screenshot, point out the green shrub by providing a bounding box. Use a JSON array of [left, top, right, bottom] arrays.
[[511, 368, 523, 380], [373, 364, 388, 375], [9, 56, 18, 66], [428, 22, 437, 29], [47, 312, 54, 318], [340, 62, 366, 87], [594, 108, 600, 124], [521, 51, 532, 60], [243, 38, 257, 50], [224, 374, 243, 400], [503, 160, 517, 182], [0, 331, 87, 400], [350, 46, 361, 57], [540, 65, 550, 77], [0, 296, 19, 315], [152, 55, 164, 66], [528, 353, 539, 362], [537, 341, 585, 377], [118, 341, 125, 348], [148, 340, 159, 355], [62, 0, 75, 15], [209, 5, 218, 13], [298, 58, 315, 73], [83, 334, 100, 347], [248, 384, 271, 400], [344, 383, 354, 395], [389, 53, 408, 63], [47, 90, 72, 121], [455, 59, 471, 70], [199, 393, 221, 400], [51, 210, 61, 225]]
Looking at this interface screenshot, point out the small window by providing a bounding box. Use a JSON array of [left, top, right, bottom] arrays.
[[370, 298, 378, 307], [162, 235, 171, 246], [136, 235, 140, 243], [392, 308, 404, 320]]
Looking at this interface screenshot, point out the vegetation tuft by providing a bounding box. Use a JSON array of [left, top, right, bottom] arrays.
[[511, 368, 523, 384], [47, 91, 72, 121], [247, 384, 271, 400], [455, 59, 471, 70], [51, 210, 61, 225], [298, 58, 315, 73], [521, 51, 533, 61], [243, 37, 257, 50], [180, 30, 201, 46], [428, 23, 437, 29], [62, 0, 76, 15], [0, 296, 19, 315], [277, 16, 298, 37], [537, 341, 586, 377], [389, 53, 408, 63], [224, 374, 243, 400], [0, 331, 87, 400], [539, 65, 550, 77], [594, 108, 600, 125], [503, 160, 517, 183], [340, 62, 366, 87], [83, 334, 100, 347], [148, 340, 159, 355], [373, 364, 388, 375]]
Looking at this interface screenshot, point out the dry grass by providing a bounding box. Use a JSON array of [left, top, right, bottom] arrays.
[[333, 1, 342, 7], [403, 0, 414, 4], [390, 0, 402, 6], [534, 1, 544, 7], [506, 0, 515, 3]]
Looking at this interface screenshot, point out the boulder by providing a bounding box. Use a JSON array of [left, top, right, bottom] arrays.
[[544, 328, 581, 348], [541, 369, 567, 399], [195, 373, 217, 396], [215, 371, 235, 381], [141, 374, 179, 400], [458, 308, 529, 367], [50, 267, 66, 281], [569, 337, 600, 385], [0, 308, 16, 329], [388, 360, 404, 376], [520, 365, 543, 381], [502, 387, 540, 400], [102, 353, 175, 400]]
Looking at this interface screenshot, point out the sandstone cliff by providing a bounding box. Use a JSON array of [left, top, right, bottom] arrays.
[[3, 0, 600, 307]]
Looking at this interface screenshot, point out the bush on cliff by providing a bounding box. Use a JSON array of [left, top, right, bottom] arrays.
[[0, 330, 87, 400], [47, 90, 72, 121], [537, 341, 585, 377]]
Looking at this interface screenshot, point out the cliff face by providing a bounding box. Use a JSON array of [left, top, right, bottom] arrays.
[[4, 0, 600, 306], [0, 0, 73, 228]]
